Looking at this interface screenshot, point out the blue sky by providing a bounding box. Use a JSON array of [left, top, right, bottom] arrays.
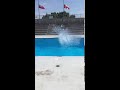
[[35, 0, 84, 16]]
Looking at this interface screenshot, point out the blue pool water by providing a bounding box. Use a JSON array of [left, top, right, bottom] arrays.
[[35, 38, 84, 56]]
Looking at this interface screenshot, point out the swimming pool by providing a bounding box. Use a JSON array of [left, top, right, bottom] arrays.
[[35, 38, 84, 56]]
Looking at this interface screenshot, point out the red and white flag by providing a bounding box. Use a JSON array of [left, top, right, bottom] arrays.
[[39, 5, 45, 9], [64, 4, 70, 9]]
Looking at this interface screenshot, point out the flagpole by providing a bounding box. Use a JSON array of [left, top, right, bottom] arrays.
[[38, 0, 40, 23], [63, 0, 65, 12], [62, 0, 65, 23]]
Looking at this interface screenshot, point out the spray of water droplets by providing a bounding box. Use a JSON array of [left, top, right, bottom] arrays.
[[52, 25, 81, 47]]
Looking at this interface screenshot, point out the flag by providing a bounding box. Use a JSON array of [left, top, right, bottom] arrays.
[[64, 4, 70, 9], [39, 5, 45, 9]]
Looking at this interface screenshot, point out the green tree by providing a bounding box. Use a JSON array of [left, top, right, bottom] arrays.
[[69, 15, 75, 18], [42, 11, 75, 19]]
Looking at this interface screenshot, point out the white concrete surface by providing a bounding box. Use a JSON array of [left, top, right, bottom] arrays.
[[35, 35, 85, 38], [35, 56, 85, 90]]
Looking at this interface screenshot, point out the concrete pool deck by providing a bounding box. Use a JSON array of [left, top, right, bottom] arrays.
[[35, 56, 85, 90]]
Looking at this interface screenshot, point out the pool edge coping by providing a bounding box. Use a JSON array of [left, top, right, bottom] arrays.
[[35, 35, 85, 38]]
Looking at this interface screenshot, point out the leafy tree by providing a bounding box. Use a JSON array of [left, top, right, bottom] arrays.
[[69, 15, 75, 18], [42, 11, 75, 19]]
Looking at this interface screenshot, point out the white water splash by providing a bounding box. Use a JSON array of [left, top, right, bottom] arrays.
[[52, 25, 80, 47]]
